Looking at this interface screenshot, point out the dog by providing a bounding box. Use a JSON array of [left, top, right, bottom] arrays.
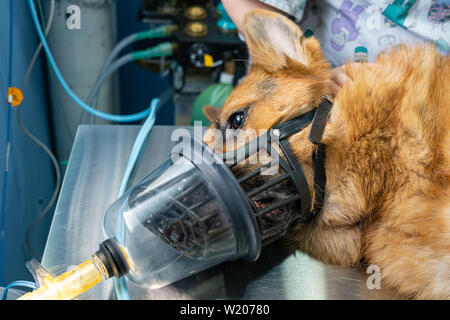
[[202, 9, 450, 299]]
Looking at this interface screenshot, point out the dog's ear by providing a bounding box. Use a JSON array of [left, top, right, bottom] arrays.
[[243, 9, 323, 72], [203, 105, 221, 123]]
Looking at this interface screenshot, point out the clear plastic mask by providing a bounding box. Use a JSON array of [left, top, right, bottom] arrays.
[[103, 140, 260, 289]]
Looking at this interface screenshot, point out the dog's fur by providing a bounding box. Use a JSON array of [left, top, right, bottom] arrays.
[[203, 9, 450, 299]]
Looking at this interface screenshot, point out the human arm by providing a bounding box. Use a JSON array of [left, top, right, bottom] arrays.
[[222, 0, 286, 33]]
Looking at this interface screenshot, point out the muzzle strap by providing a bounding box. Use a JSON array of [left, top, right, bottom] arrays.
[[310, 143, 327, 218], [278, 139, 312, 219], [309, 98, 333, 145], [275, 98, 332, 224]]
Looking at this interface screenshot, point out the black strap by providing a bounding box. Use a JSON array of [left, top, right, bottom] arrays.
[[274, 109, 316, 140], [272, 100, 332, 223], [279, 139, 312, 218], [309, 99, 332, 145], [310, 144, 326, 218], [307, 99, 330, 220]]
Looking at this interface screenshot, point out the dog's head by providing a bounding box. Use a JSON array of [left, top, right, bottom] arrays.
[[203, 10, 333, 223]]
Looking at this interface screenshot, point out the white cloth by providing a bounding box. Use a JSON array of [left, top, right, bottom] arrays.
[[259, 0, 450, 66]]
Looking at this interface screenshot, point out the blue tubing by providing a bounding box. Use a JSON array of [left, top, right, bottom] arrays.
[[2, 280, 37, 300], [113, 98, 160, 300], [26, 0, 150, 123]]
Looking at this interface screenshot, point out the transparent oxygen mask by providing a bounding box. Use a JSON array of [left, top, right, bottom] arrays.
[[103, 157, 254, 288], [106, 137, 261, 288]]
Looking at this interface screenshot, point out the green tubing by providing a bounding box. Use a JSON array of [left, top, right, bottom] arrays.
[[86, 42, 176, 108], [135, 25, 178, 41], [131, 42, 176, 60]]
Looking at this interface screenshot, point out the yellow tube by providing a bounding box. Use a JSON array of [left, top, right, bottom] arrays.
[[18, 258, 107, 300]]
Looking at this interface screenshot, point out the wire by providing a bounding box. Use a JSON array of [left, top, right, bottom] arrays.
[[26, 0, 151, 123], [1, 280, 37, 300], [78, 34, 136, 126], [85, 54, 134, 106], [35, 0, 46, 28], [22, 0, 55, 90], [19, 0, 59, 262], [80, 41, 175, 126], [96, 26, 176, 84], [98, 34, 137, 80], [86, 42, 175, 108], [21, 103, 61, 261], [79, 25, 177, 126], [90, 26, 177, 98]]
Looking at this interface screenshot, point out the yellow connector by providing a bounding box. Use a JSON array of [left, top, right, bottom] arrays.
[[18, 258, 107, 300], [19, 239, 130, 300]]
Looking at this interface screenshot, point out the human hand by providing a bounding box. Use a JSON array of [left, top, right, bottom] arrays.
[[330, 63, 376, 96]]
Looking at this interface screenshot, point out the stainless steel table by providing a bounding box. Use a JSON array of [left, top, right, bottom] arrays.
[[42, 125, 401, 300]]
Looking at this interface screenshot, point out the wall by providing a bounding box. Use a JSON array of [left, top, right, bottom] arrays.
[[0, 0, 55, 285]]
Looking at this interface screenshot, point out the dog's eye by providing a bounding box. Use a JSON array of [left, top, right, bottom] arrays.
[[228, 111, 246, 130]]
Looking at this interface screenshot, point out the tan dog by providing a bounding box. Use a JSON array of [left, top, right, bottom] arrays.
[[203, 9, 450, 299]]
